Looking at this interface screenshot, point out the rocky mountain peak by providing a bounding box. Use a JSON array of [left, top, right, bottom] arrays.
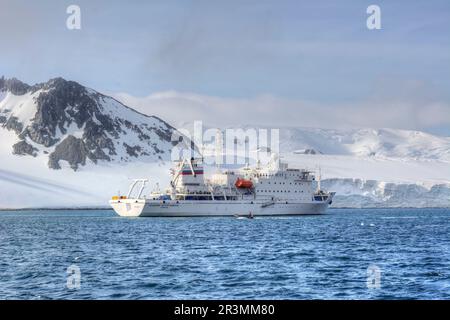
[[0, 77, 192, 171], [0, 76, 30, 95]]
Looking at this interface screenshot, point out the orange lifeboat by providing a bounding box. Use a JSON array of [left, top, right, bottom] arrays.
[[235, 178, 253, 189]]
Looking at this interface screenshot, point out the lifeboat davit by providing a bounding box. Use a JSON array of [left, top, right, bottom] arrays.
[[235, 178, 253, 189]]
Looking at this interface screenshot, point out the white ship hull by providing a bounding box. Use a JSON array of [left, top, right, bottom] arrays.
[[110, 197, 333, 217]]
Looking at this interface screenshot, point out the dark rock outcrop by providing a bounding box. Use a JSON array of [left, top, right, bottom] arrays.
[[48, 135, 87, 170], [12, 140, 38, 157], [123, 143, 142, 157], [0, 77, 30, 95], [4, 116, 23, 135]]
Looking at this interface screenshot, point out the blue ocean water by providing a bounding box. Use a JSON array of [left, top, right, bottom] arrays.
[[0, 208, 450, 300]]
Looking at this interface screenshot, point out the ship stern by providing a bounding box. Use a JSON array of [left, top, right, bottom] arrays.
[[109, 198, 146, 217]]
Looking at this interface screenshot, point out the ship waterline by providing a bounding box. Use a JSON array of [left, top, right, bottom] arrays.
[[110, 198, 334, 217], [110, 156, 335, 217]]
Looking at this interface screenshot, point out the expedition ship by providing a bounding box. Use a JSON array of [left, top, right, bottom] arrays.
[[110, 157, 335, 217]]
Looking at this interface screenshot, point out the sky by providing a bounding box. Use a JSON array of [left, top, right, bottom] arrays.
[[0, 0, 449, 135]]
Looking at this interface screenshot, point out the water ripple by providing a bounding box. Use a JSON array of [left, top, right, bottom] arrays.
[[0, 208, 450, 299]]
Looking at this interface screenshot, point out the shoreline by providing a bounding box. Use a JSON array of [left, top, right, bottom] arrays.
[[0, 207, 112, 211], [0, 206, 448, 212]]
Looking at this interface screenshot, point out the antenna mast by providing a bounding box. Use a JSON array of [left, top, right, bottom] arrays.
[[317, 167, 322, 191]]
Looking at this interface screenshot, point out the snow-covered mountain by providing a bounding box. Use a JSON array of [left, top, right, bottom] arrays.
[[0, 76, 196, 209], [279, 127, 450, 161], [196, 124, 450, 162], [0, 77, 449, 209], [0, 77, 187, 170], [281, 128, 450, 207]]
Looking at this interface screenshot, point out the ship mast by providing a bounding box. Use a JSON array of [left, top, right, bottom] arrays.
[[317, 167, 322, 192]]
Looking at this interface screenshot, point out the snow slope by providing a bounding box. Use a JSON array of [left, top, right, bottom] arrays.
[[0, 90, 39, 127], [0, 125, 171, 208]]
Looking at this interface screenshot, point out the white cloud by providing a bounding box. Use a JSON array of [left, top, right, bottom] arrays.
[[112, 89, 450, 134]]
